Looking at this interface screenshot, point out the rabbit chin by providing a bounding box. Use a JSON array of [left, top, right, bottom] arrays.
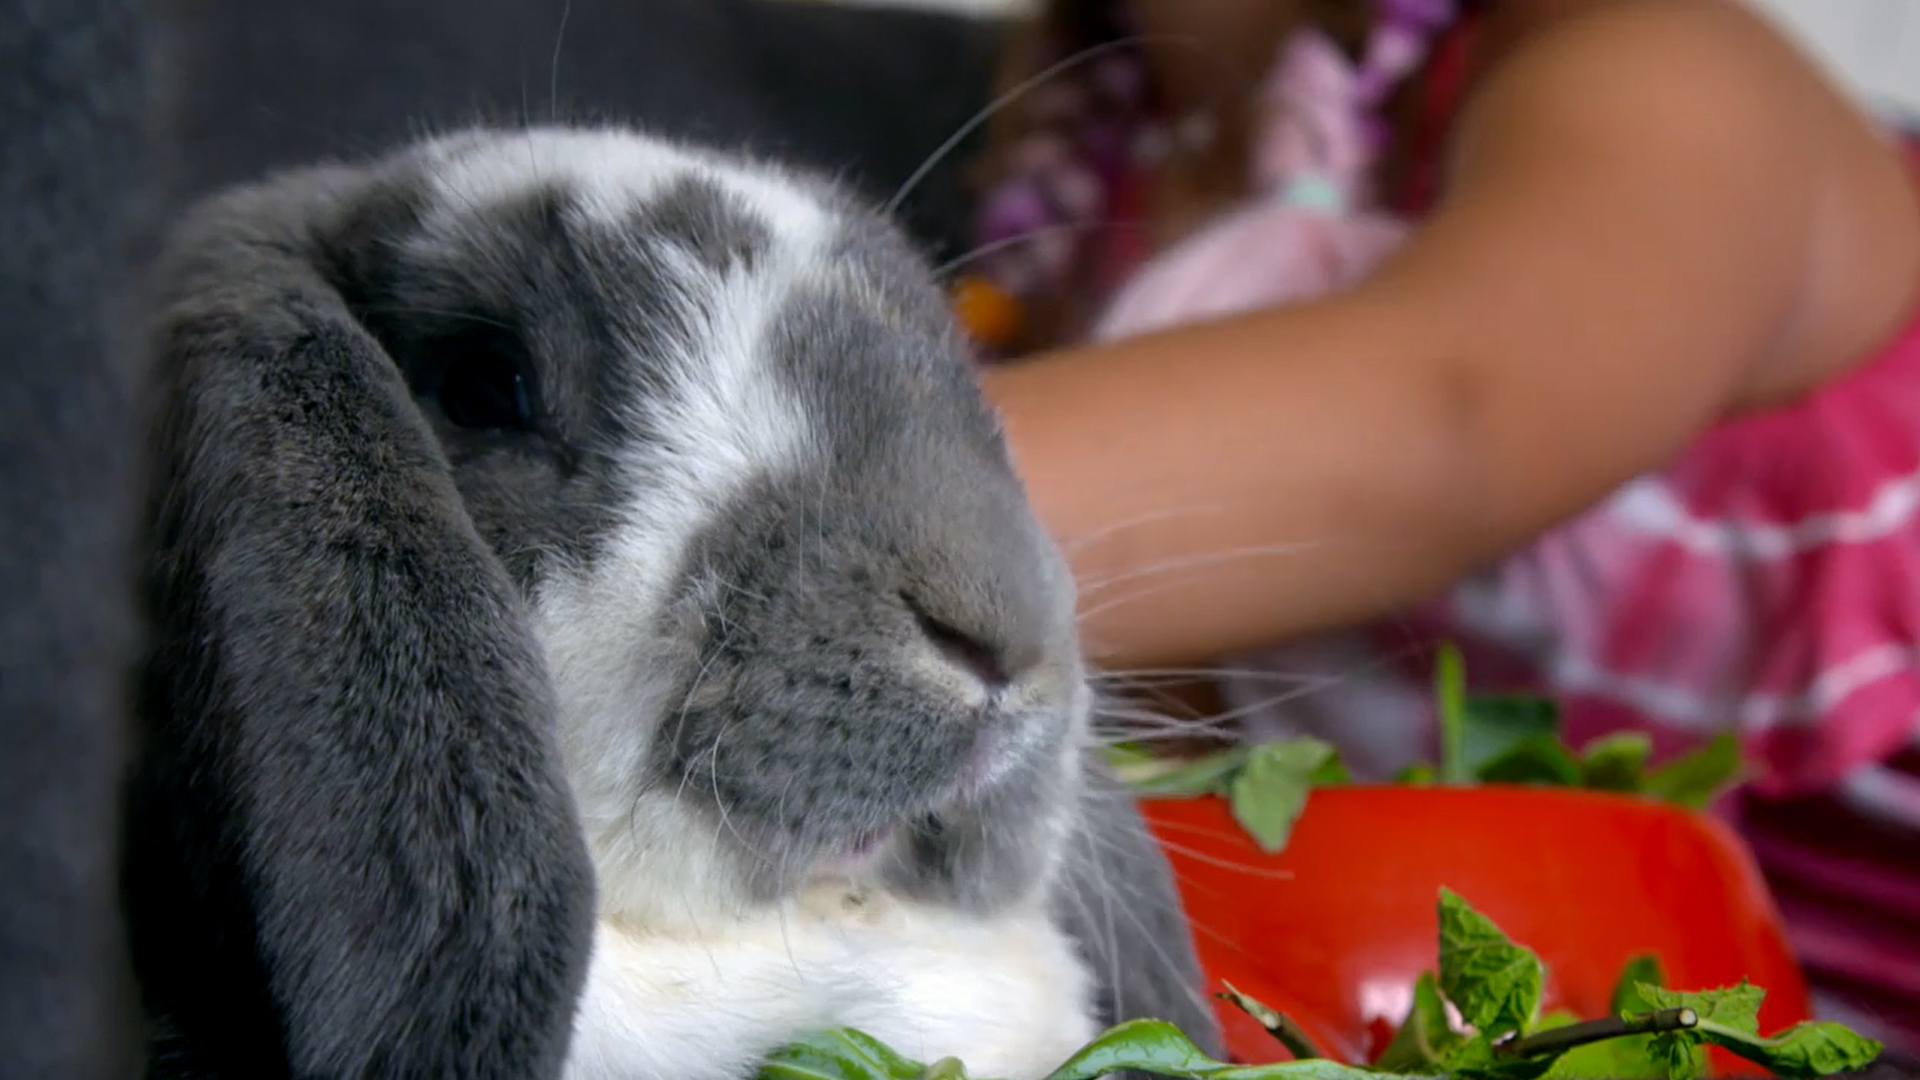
[[571, 754, 1069, 936], [558, 735, 1103, 1079], [562, 877, 1102, 1080], [551, 680, 1100, 1080]]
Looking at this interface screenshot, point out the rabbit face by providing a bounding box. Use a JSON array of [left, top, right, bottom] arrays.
[[334, 129, 1088, 929]]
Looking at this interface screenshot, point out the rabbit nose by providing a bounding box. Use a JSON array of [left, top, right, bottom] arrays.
[[905, 597, 1013, 690]]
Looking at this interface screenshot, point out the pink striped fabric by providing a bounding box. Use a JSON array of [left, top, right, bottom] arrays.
[[1409, 309, 1920, 796]]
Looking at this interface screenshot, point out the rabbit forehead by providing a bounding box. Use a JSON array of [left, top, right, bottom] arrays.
[[417, 126, 831, 243], [396, 127, 998, 595], [399, 129, 843, 576]]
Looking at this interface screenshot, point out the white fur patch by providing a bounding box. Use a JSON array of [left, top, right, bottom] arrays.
[[563, 883, 1099, 1080], [431, 128, 832, 926], [419, 126, 831, 240]]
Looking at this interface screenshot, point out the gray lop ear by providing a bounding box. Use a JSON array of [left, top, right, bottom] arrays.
[[1054, 749, 1225, 1069], [125, 166, 597, 1078]]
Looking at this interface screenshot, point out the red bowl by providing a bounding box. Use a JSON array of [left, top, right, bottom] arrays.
[[1141, 786, 1812, 1071]]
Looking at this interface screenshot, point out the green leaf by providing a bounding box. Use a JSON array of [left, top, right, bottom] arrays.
[[1635, 984, 1884, 1079], [1636, 982, 1764, 1034], [1228, 739, 1338, 853], [1312, 752, 1354, 786], [1642, 733, 1744, 810], [1460, 696, 1563, 781], [1695, 1020, 1886, 1080], [759, 1028, 934, 1080], [1473, 734, 1583, 787], [1039, 1018, 1380, 1080], [1431, 643, 1571, 787], [765, 1023, 1384, 1080], [1633, 981, 1763, 1080], [1437, 1034, 1560, 1080], [1373, 972, 1467, 1072], [1395, 762, 1438, 785], [1579, 733, 1654, 793], [1610, 955, 1665, 1017], [1532, 958, 1671, 1080], [1546, 1034, 1668, 1080], [1099, 742, 1157, 772], [1437, 889, 1545, 1038], [1207, 1061, 1402, 1080], [1648, 1030, 1705, 1080], [1117, 746, 1251, 798], [1436, 643, 1472, 783], [1040, 1018, 1225, 1078]]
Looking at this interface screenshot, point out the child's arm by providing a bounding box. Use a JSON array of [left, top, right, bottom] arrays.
[[983, 0, 1920, 669]]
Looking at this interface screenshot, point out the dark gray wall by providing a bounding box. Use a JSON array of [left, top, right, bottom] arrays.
[[163, 0, 1003, 258]]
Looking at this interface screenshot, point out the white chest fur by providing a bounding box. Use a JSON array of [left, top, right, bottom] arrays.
[[562, 878, 1100, 1080]]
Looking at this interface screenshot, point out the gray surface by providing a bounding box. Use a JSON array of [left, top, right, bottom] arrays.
[[161, 0, 1002, 258], [0, 0, 157, 1075]]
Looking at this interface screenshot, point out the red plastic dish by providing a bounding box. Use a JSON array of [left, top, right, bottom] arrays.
[[1141, 786, 1812, 1072]]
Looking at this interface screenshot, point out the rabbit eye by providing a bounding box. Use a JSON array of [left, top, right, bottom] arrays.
[[433, 328, 535, 431]]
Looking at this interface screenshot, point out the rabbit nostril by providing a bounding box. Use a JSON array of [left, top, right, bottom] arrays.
[[906, 600, 1010, 690]]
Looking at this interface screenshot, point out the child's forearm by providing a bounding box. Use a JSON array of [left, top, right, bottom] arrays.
[[983, 296, 1498, 669]]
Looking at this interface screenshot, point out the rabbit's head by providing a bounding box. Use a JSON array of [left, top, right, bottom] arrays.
[[170, 127, 1092, 929]]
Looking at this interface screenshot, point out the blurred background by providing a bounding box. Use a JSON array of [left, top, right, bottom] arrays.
[[159, 0, 1920, 256]]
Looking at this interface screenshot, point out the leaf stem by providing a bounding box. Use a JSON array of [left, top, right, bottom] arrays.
[[1493, 1008, 1699, 1059], [1218, 982, 1326, 1061]]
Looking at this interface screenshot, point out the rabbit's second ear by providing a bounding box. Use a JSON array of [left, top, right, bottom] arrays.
[[128, 178, 597, 1079]]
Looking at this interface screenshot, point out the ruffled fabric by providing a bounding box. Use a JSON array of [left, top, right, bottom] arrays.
[[1093, 27, 1420, 341], [1396, 315, 1920, 796]]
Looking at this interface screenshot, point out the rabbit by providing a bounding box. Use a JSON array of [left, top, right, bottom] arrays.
[[126, 123, 1219, 1080]]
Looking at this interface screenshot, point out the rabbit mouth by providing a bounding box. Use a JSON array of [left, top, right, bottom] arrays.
[[812, 825, 899, 879]]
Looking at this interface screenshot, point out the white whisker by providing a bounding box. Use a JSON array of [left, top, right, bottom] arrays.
[[549, 0, 572, 122], [1078, 541, 1332, 599], [885, 33, 1208, 217]]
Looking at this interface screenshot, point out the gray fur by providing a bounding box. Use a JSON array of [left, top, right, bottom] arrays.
[[130, 124, 1218, 1076], [1058, 760, 1223, 1048], [129, 163, 597, 1078]]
